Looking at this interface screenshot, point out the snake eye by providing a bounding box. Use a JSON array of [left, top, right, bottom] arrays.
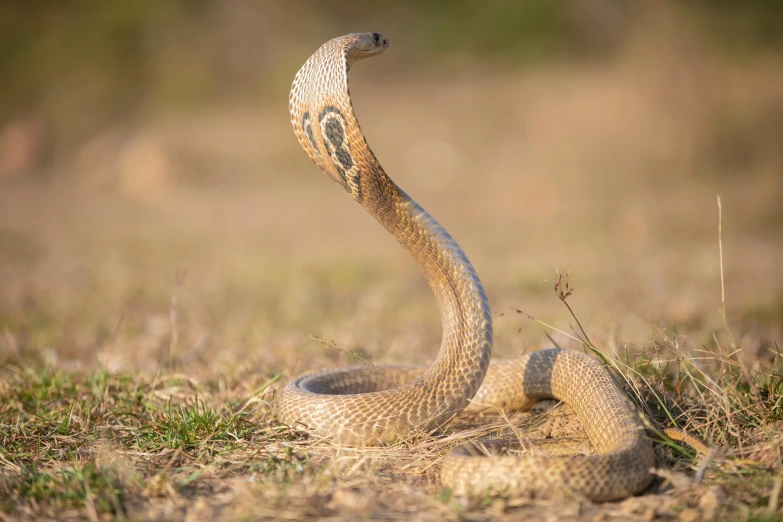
[[372, 33, 388, 48]]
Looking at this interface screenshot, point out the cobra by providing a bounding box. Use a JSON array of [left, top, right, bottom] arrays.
[[281, 32, 655, 501]]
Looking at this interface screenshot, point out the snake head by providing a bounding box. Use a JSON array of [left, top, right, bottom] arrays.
[[345, 33, 389, 68]]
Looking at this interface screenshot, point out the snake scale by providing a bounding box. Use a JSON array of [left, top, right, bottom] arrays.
[[280, 33, 655, 501]]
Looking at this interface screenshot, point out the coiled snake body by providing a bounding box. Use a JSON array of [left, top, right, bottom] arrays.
[[281, 33, 655, 501]]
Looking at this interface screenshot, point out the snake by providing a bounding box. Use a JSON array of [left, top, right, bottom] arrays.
[[280, 32, 655, 502]]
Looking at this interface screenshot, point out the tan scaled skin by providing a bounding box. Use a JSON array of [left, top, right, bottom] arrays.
[[281, 32, 655, 502]]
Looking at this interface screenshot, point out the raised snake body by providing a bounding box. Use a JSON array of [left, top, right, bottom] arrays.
[[281, 33, 655, 501]]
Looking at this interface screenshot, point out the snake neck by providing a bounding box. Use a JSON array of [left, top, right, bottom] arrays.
[[290, 35, 493, 410], [370, 168, 494, 402]]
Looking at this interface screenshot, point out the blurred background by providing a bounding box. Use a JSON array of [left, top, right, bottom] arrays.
[[0, 1, 781, 374]]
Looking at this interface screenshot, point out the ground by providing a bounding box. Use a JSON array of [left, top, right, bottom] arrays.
[[1, 56, 782, 520]]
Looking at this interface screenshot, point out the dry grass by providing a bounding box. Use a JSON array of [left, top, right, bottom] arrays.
[[1, 50, 782, 520]]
